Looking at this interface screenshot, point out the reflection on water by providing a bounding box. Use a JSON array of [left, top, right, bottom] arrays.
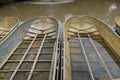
[[0, 0, 120, 26], [104, 3, 117, 23], [109, 3, 117, 11]]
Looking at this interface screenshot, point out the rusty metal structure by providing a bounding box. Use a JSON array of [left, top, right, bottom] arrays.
[[0, 15, 120, 80]]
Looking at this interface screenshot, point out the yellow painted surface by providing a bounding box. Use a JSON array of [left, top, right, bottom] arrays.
[[64, 15, 120, 80]]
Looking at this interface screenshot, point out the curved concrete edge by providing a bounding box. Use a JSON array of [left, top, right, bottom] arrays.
[[115, 16, 120, 28], [0, 17, 19, 43], [0, 16, 59, 67], [65, 15, 120, 56], [30, 0, 74, 5], [64, 15, 120, 80]]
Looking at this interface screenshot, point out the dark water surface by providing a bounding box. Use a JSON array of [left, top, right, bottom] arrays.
[[0, 0, 120, 26]]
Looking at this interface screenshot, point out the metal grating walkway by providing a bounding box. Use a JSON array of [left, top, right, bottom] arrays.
[[0, 17, 59, 80]]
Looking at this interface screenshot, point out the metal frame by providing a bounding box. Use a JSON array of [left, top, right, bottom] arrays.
[[50, 26, 59, 80], [0, 17, 59, 80], [65, 33, 114, 80], [27, 34, 47, 80], [9, 34, 37, 80], [78, 33, 95, 80], [87, 33, 112, 79]]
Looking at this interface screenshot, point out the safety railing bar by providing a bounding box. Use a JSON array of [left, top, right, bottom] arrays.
[[17, 69, 51, 71], [26, 32, 38, 35], [48, 32, 56, 37], [6, 60, 20, 62], [27, 34, 47, 80], [18, 69, 50, 72], [48, 40, 57, 80], [26, 31, 38, 35], [63, 41, 66, 80], [0, 70, 51, 72], [33, 21, 54, 25], [0, 40, 22, 69], [29, 26, 44, 32], [69, 26, 80, 31], [71, 60, 91, 62], [71, 60, 114, 62], [87, 34, 113, 80], [47, 33, 56, 37], [56, 43, 60, 80], [36, 60, 52, 62], [56, 42, 61, 80], [60, 41, 63, 80], [18, 46, 39, 48], [12, 53, 32, 54], [17, 47, 28, 49], [78, 33, 95, 80], [37, 52, 54, 53], [88, 30, 98, 34], [28, 70, 50, 71], [0, 70, 14, 72], [68, 30, 78, 34], [44, 26, 56, 31], [49, 41, 59, 80], [60, 40, 65, 80], [25, 34, 36, 38], [49, 28, 59, 80], [52, 29, 59, 80], [9, 34, 37, 80], [44, 30, 56, 34], [7, 60, 53, 62], [70, 25, 95, 32]]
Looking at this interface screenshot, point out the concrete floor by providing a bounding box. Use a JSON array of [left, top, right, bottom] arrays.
[[0, 0, 120, 27]]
